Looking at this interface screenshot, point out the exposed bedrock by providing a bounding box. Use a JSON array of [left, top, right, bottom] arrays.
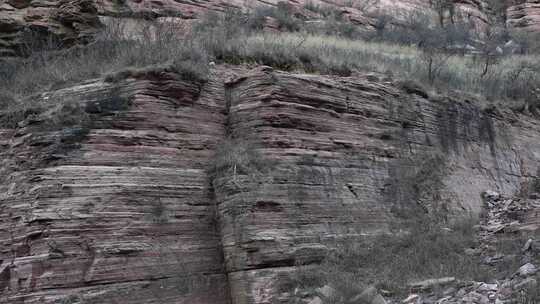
[[0, 70, 230, 303], [0, 0, 516, 58], [218, 68, 540, 303], [507, 0, 540, 32], [0, 66, 539, 303]]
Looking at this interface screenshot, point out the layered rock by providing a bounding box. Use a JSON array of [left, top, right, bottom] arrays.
[[0, 0, 498, 57], [1, 66, 540, 303], [398, 192, 540, 304], [507, 0, 540, 32], [218, 68, 540, 303], [0, 0, 101, 57], [0, 70, 230, 303]]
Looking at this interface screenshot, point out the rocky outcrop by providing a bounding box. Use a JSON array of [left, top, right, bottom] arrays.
[[507, 0, 540, 32], [218, 68, 540, 303], [0, 70, 230, 303], [0, 0, 502, 57], [1, 66, 539, 303], [0, 0, 101, 57], [398, 191, 540, 304]]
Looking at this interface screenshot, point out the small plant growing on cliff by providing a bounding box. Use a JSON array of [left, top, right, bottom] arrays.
[[208, 137, 273, 192], [385, 151, 449, 223], [249, 4, 303, 32], [151, 199, 168, 224]]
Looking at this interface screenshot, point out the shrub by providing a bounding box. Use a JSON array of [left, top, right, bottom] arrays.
[[248, 5, 303, 32], [208, 137, 272, 190], [291, 217, 485, 300], [2, 6, 538, 125], [0, 20, 209, 128]]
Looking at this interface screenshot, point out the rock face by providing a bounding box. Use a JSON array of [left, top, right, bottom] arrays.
[[0, 0, 101, 57], [0, 71, 230, 303], [398, 191, 540, 304], [6, 0, 540, 59], [1, 66, 540, 303], [92, 0, 490, 29], [507, 0, 540, 32], [0, 0, 523, 57]]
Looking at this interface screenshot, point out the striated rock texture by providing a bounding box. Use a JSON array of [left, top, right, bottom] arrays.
[[1, 66, 540, 303], [0, 71, 230, 303], [0, 0, 101, 57], [7, 0, 540, 60], [92, 0, 490, 30], [219, 68, 540, 303], [1, 0, 519, 57], [507, 0, 540, 32]]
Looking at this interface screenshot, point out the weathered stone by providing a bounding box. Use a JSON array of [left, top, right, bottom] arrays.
[[507, 1, 540, 32], [410, 277, 456, 291], [0, 69, 230, 303], [1, 66, 540, 303], [316, 285, 336, 298], [4, 0, 531, 59], [0, 0, 101, 57], [513, 278, 537, 291], [517, 263, 537, 277], [350, 286, 387, 304], [402, 294, 420, 304], [308, 296, 323, 304]]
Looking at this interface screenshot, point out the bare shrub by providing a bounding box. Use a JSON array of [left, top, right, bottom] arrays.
[[2, 6, 539, 123], [0, 20, 209, 128], [248, 4, 303, 32], [404, 11, 471, 84]]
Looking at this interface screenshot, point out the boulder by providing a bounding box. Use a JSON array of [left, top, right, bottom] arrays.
[[402, 294, 420, 304], [316, 285, 336, 298], [409, 277, 456, 292], [482, 190, 501, 202], [513, 278, 537, 291], [350, 286, 387, 304], [517, 263, 537, 277], [308, 296, 323, 304]]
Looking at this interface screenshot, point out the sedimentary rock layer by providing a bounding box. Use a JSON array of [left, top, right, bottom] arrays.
[[0, 0, 101, 57], [0, 71, 230, 303], [0, 0, 516, 58], [507, 0, 540, 32], [218, 67, 540, 303], [1, 66, 540, 303]]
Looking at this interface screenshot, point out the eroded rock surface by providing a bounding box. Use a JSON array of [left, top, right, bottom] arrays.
[[1, 66, 540, 303], [4, 0, 532, 58], [0, 71, 230, 303], [0, 0, 101, 57], [218, 68, 540, 303], [507, 0, 540, 32]]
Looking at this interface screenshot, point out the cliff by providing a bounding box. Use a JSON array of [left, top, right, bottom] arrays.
[[4, 0, 540, 58], [1, 66, 539, 303]]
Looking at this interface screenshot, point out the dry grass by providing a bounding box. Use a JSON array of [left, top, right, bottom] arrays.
[[1, 8, 539, 129], [202, 31, 540, 102], [291, 218, 485, 301], [0, 21, 208, 127]]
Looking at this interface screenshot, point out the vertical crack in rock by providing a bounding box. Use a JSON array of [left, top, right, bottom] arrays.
[[1, 67, 540, 304]]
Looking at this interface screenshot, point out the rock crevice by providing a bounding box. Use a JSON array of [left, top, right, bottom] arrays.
[[1, 67, 540, 303]]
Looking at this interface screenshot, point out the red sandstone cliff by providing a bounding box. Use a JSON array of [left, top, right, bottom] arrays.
[[0, 65, 539, 303], [3, 0, 540, 58]]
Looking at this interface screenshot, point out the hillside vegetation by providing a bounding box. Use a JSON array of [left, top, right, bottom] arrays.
[[1, 4, 540, 127], [0, 2, 539, 304]]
